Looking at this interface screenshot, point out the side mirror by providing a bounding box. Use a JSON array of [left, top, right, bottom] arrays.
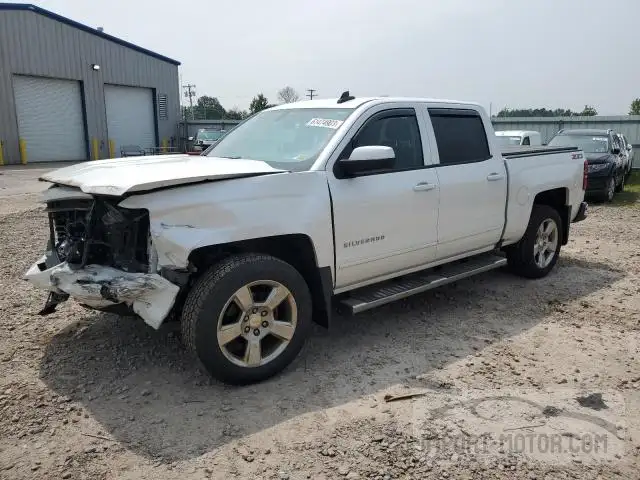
[[612, 147, 621, 155], [338, 146, 395, 177], [188, 136, 194, 141], [627, 144, 632, 151]]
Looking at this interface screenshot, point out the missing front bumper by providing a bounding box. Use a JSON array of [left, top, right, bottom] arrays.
[[24, 257, 180, 329]]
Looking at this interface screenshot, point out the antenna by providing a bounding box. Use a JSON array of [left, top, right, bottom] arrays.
[[337, 90, 355, 104]]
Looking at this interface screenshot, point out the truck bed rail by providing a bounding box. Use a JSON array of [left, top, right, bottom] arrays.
[[501, 145, 578, 158]]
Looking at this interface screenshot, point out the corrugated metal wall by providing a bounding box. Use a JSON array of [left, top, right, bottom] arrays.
[[0, 9, 180, 164], [492, 116, 640, 168]]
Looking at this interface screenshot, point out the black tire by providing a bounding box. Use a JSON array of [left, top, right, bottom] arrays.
[[615, 173, 625, 193], [600, 176, 615, 202], [181, 253, 312, 385], [506, 205, 563, 279]]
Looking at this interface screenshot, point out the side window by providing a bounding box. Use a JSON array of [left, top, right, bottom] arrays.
[[351, 113, 424, 171], [612, 135, 620, 151], [428, 109, 491, 165], [522, 136, 530, 146]]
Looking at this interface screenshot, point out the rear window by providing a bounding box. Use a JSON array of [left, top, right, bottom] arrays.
[[429, 109, 491, 165], [548, 134, 609, 153]]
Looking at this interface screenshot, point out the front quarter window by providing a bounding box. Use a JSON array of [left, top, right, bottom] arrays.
[[205, 108, 354, 171]]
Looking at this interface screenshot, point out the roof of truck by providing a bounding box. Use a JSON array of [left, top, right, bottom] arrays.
[[270, 97, 483, 110]]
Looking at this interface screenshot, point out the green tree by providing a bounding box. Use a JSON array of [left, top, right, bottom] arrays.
[[496, 107, 578, 118], [225, 108, 249, 120], [629, 98, 640, 115], [193, 96, 226, 120], [249, 93, 273, 114], [579, 105, 598, 116], [181, 105, 193, 120]]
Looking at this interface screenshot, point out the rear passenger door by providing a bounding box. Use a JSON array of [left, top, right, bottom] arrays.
[[425, 108, 507, 260]]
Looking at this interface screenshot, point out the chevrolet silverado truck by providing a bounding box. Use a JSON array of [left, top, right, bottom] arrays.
[[25, 93, 588, 385]]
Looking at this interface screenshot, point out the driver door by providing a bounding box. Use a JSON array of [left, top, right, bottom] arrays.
[[327, 106, 440, 290]]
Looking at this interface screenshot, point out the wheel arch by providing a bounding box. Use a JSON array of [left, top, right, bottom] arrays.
[[533, 188, 570, 245], [188, 234, 333, 329]]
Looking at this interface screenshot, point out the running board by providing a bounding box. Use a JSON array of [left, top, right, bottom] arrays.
[[339, 253, 508, 314]]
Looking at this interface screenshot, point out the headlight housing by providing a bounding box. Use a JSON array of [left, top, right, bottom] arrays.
[[587, 163, 610, 173]]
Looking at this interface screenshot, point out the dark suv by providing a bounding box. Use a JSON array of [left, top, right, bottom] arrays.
[[547, 129, 626, 202]]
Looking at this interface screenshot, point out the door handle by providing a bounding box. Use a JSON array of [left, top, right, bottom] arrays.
[[487, 173, 505, 181], [413, 182, 437, 192]]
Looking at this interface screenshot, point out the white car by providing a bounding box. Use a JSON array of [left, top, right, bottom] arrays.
[[25, 93, 588, 384], [495, 130, 542, 147]]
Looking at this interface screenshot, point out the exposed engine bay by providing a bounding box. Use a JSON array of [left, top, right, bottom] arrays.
[[48, 197, 151, 272], [24, 190, 180, 328]]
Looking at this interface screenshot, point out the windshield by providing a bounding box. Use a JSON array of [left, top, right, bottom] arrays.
[[548, 134, 610, 153], [197, 130, 223, 141], [205, 108, 354, 170], [495, 135, 522, 146]]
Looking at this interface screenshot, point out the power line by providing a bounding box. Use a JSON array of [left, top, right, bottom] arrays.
[[306, 89, 316, 100]]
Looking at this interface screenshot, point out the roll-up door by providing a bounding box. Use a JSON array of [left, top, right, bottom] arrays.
[[13, 75, 86, 162], [104, 85, 156, 157]]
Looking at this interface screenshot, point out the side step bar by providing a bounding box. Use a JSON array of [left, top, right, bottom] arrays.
[[339, 253, 508, 314]]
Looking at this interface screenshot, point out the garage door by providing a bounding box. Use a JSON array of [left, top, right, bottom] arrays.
[[13, 75, 86, 162], [104, 85, 155, 157]]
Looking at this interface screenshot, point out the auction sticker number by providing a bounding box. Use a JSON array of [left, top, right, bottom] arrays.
[[307, 118, 344, 129]]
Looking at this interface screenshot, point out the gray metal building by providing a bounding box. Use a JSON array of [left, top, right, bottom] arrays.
[[0, 3, 180, 165]]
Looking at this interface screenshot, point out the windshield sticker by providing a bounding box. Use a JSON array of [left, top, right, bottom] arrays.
[[306, 118, 344, 129]]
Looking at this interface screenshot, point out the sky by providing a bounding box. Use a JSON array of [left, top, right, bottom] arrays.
[[9, 0, 640, 114]]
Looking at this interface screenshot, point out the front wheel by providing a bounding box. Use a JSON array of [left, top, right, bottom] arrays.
[[506, 205, 562, 279], [615, 174, 625, 193], [181, 253, 312, 385]]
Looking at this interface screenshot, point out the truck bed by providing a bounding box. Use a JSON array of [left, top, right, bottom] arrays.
[[500, 145, 578, 158]]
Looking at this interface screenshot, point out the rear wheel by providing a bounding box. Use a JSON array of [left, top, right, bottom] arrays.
[[181, 253, 312, 385], [601, 176, 615, 202], [506, 205, 562, 279]]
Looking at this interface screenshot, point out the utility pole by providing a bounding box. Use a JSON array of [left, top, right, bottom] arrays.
[[306, 88, 316, 100], [182, 84, 196, 119]]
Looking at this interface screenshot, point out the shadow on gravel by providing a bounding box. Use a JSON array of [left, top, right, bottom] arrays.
[[39, 259, 623, 461]]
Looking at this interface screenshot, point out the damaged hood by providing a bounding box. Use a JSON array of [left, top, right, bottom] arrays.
[[40, 155, 286, 196]]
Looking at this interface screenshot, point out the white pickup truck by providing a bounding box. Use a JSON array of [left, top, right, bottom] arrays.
[[25, 93, 588, 385], [495, 130, 542, 147]]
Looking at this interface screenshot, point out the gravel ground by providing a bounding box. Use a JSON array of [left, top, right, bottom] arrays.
[[0, 179, 639, 479]]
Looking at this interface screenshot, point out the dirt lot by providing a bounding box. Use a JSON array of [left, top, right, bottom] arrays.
[[0, 167, 639, 479]]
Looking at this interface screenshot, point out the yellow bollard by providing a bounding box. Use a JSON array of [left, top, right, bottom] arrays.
[[0, 140, 4, 166], [92, 138, 99, 160], [161, 138, 168, 153], [108, 139, 115, 159], [19, 138, 27, 165]]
